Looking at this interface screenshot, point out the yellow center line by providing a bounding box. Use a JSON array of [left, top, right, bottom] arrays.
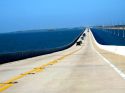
[[0, 46, 82, 92]]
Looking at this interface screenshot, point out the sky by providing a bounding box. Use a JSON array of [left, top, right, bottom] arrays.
[[0, 0, 125, 32]]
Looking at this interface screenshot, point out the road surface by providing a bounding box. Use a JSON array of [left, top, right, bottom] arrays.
[[0, 29, 125, 93]]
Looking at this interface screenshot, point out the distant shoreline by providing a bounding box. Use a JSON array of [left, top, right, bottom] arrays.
[[94, 26, 125, 30]]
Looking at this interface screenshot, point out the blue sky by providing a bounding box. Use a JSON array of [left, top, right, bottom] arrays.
[[0, 0, 125, 32]]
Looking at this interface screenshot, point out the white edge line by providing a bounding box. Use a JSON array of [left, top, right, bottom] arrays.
[[89, 28, 125, 80]]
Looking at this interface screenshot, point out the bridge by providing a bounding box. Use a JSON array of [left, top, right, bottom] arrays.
[[0, 28, 125, 93]]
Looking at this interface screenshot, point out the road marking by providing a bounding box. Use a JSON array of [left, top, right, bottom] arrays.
[[96, 51, 125, 80], [0, 45, 82, 92], [90, 30, 125, 80]]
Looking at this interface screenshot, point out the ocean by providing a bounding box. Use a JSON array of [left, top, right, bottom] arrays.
[[0, 28, 84, 63], [91, 28, 125, 46]]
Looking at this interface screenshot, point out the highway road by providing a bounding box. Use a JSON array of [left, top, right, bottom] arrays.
[[0, 29, 125, 93]]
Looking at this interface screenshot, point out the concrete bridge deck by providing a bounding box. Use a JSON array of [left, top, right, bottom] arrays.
[[0, 29, 125, 93]]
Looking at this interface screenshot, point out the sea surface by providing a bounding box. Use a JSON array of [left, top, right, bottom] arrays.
[[91, 28, 125, 46], [0, 28, 84, 63]]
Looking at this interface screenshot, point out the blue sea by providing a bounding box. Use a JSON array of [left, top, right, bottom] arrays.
[[91, 28, 125, 46], [0, 28, 84, 63]]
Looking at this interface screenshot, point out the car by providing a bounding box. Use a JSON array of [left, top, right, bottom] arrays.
[[76, 41, 82, 46]]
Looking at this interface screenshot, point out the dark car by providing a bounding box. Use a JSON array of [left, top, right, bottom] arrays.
[[76, 41, 82, 46], [81, 36, 84, 40], [83, 33, 86, 37]]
